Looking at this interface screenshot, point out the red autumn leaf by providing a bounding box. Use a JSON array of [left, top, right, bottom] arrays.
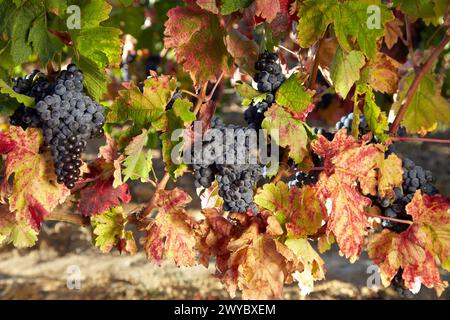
[[196, 207, 235, 267], [312, 129, 403, 261], [78, 177, 131, 216], [143, 188, 198, 267], [255, 0, 280, 23], [368, 192, 450, 295], [164, 5, 233, 84], [0, 127, 69, 230], [406, 192, 450, 271], [368, 225, 448, 295], [0, 131, 16, 154]]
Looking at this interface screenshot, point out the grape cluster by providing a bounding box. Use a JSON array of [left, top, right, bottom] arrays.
[[378, 158, 438, 233], [245, 52, 285, 129], [9, 105, 41, 129], [217, 164, 261, 213], [190, 118, 263, 213], [289, 153, 324, 188], [10, 64, 105, 189], [390, 269, 414, 298], [12, 70, 53, 102], [335, 112, 371, 136], [191, 117, 224, 189]]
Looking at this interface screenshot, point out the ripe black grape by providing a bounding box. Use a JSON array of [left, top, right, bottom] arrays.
[[378, 158, 438, 233], [245, 52, 285, 129], [190, 118, 262, 213], [9, 64, 105, 189]]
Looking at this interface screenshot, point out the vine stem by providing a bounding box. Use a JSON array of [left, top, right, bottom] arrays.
[[404, 15, 416, 67], [206, 72, 224, 101], [389, 34, 450, 135], [45, 212, 90, 226], [391, 136, 450, 144], [365, 212, 413, 225], [272, 150, 290, 183], [193, 83, 209, 115], [308, 39, 322, 90], [141, 172, 171, 217]]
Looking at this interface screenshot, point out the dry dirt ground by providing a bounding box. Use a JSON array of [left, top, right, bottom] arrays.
[[0, 109, 448, 300], [0, 221, 448, 300]]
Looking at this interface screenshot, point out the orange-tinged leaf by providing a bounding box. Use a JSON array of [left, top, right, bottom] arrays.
[[317, 174, 371, 262], [254, 182, 326, 237], [164, 5, 233, 84], [360, 53, 401, 94], [368, 225, 448, 294], [406, 192, 450, 271], [0, 127, 69, 230], [378, 153, 403, 199], [220, 223, 296, 299], [312, 129, 403, 261], [225, 29, 259, 76], [255, 0, 281, 23], [384, 18, 403, 49], [143, 188, 197, 267], [286, 238, 326, 296]]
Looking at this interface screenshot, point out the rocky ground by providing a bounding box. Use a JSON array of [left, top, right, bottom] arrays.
[[0, 107, 448, 300]]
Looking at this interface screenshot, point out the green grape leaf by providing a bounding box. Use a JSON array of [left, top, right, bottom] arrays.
[[73, 27, 122, 69], [91, 206, 136, 254], [356, 84, 389, 141], [275, 73, 313, 113], [161, 98, 195, 179], [393, 72, 450, 134], [74, 55, 110, 101], [330, 48, 366, 98], [297, 0, 393, 59], [28, 11, 62, 64], [122, 129, 153, 184], [221, 0, 253, 15], [164, 5, 233, 84], [262, 104, 309, 164], [393, 0, 447, 25], [235, 82, 267, 106], [107, 73, 177, 134], [0, 209, 38, 248], [0, 79, 35, 107]]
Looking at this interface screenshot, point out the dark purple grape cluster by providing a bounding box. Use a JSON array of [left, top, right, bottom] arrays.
[[191, 117, 224, 189], [217, 163, 261, 213], [335, 112, 370, 135], [190, 118, 262, 213], [390, 269, 414, 298], [254, 52, 285, 92], [9, 105, 41, 129], [288, 128, 334, 188], [378, 158, 438, 233], [9, 64, 105, 189], [289, 152, 324, 188], [245, 52, 285, 129], [12, 70, 53, 102]]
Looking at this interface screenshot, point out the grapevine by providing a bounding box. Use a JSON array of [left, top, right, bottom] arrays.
[[0, 0, 449, 301]]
